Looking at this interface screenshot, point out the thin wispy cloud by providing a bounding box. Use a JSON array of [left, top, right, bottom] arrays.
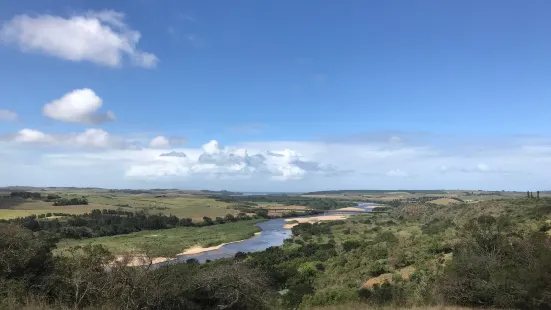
[[229, 123, 265, 134]]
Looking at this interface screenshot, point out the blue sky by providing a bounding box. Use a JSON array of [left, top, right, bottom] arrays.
[[1, 1, 551, 190]]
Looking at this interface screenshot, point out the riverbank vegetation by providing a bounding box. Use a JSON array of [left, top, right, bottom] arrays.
[[57, 219, 263, 257], [2, 194, 551, 309]]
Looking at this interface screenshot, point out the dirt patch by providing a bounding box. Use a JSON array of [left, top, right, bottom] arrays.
[[430, 198, 461, 206]]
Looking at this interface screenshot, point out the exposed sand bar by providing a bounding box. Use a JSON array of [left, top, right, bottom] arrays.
[[178, 232, 261, 255], [335, 207, 365, 212], [116, 232, 261, 267], [283, 215, 349, 229]]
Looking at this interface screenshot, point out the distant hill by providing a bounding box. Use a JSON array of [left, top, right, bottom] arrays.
[[304, 189, 449, 195]]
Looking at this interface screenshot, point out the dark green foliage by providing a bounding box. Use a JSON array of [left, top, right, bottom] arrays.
[[1, 223, 274, 309], [342, 240, 362, 251], [1, 209, 259, 241], [255, 208, 269, 218], [437, 215, 551, 309], [202, 216, 214, 225], [224, 213, 236, 222], [291, 222, 331, 236], [539, 221, 551, 232], [46, 194, 61, 201], [6, 197, 551, 309], [367, 261, 389, 277], [374, 231, 398, 244], [213, 194, 357, 210], [53, 197, 88, 206], [421, 218, 453, 235], [9, 191, 42, 199]]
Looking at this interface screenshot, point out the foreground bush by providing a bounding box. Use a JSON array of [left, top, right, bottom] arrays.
[[0, 223, 275, 310], [437, 215, 551, 309]]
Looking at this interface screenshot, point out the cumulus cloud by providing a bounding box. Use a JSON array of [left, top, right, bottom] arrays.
[[125, 140, 336, 181], [43, 89, 115, 124], [7, 128, 137, 149], [148, 136, 187, 148], [5, 135, 551, 191], [14, 129, 54, 144], [74, 129, 110, 148], [0, 10, 158, 68], [149, 136, 170, 148], [0, 109, 17, 121]]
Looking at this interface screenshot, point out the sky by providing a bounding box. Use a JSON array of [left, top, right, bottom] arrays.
[[1, 0, 551, 191]]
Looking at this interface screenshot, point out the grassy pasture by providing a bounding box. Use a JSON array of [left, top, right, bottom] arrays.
[[0, 191, 236, 220], [56, 219, 263, 257]]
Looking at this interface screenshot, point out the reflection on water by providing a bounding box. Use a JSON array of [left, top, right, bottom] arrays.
[[155, 202, 376, 266]]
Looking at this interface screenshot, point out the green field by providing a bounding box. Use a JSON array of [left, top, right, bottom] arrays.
[[0, 191, 236, 220], [56, 219, 263, 257]]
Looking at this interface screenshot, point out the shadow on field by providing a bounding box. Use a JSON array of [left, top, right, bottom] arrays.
[[0, 197, 28, 209]]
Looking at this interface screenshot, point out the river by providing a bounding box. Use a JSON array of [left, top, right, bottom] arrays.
[[155, 202, 377, 265]]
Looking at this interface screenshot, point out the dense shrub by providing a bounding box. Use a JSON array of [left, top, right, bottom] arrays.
[[437, 215, 551, 309]]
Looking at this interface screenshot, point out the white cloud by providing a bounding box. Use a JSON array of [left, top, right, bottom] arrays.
[[0, 10, 158, 68], [74, 129, 110, 148], [149, 136, 170, 148], [477, 163, 490, 172], [7, 128, 134, 149], [14, 129, 54, 144], [389, 136, 402, 143], [125, 140, 334, 181], [43, 88, 115, 124], [0, 109, 17, 121], [149, 136, 187, 148], [5, 135, 551, 191]]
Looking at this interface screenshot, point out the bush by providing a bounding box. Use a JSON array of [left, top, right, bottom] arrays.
[[367, 261, 389, 277], [342, 240, 362, 252], [437, 215, 551, 309]]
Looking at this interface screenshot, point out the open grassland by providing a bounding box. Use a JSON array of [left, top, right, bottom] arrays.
[[0, 192, 235, 220], [0, 199, 115, 219], [428, 198, 460, 205], [56, 219, 263, 257]]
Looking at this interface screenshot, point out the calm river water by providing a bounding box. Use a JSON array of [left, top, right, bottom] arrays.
[[155, 202, 376, 265]]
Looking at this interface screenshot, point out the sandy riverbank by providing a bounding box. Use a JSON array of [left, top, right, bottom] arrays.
[[116, 232, 261, 267], [335, 207, 365, 212], [178, 232, 261, 255], [283, 215, 349, 229]]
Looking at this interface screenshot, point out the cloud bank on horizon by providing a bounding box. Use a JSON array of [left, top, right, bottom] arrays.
[[1, 6, 551, 191], [2, 117, 551, 191]]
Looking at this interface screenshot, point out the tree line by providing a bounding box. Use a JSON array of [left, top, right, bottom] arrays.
[[213, 195, 357, 210], [0, 209, 260, 240], [1, 207, 318, 241], [7, 191, 89, 206]]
